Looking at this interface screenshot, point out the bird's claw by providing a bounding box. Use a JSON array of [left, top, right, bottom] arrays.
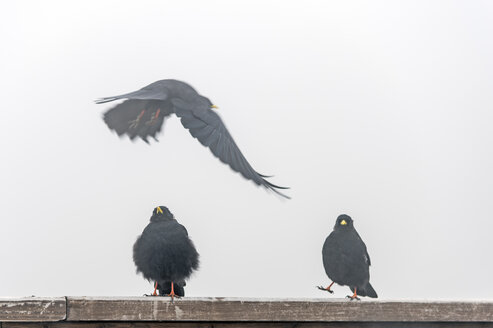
[[145, 118, 158, 126], [128, 109, 147, 129], [128, 118, 140, 129], [346, 295, 361, 301], [166, 293, 181, 303], [317, 285, 334, 294], [145, 110, 161, 126]]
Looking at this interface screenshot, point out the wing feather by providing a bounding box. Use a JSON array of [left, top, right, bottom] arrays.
[[102, 99, 171, 143], [96, 84, 169, 103], [175, 104, 289, 198]]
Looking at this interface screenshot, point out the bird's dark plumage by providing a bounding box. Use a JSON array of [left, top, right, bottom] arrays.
[[133, 206, 199, 297], [103, 99, 171, 143], [96, 79, 289, 198], [320, 214, 377, 299]]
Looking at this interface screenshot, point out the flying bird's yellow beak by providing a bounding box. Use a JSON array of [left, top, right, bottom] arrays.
[[156, 207, 163, 214], [211, 105, 219, 109], [340, 220, 347, 225]]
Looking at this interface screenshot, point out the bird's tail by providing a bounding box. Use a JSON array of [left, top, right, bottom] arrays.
[[360, 282, 378, 298]]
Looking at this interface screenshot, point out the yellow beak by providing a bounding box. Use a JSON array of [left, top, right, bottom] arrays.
[[341, 220, 347, 225], [156, 207, 163, 214], [211, 105, 219, 109]]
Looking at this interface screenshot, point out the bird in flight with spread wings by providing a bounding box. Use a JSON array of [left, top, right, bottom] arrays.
[[95, 79, 289, 198]]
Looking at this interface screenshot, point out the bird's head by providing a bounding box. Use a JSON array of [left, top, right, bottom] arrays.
[[150, 206, 174, 222], [334, 214, 354, 230], [198, 95, 217, 109]]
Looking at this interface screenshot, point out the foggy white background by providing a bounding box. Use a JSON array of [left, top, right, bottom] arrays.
[[1, 1, 492, 300]]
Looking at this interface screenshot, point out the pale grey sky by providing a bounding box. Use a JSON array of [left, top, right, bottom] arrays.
[[1, 0, 492, 300]]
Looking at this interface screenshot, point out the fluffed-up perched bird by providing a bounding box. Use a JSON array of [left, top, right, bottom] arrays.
[[133, 206, 199, 299], [96, 79, 289, 198], [318, 214, 377, 300]]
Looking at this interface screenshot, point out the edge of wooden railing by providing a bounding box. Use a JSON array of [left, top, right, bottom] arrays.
[[1, 297, 493, 323], [0, 297, 66, 322]]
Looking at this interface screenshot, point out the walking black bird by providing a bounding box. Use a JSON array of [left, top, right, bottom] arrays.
[[133, 206, 199, 299], [96, 79, 289, 198], [318, 214, 377, 300]]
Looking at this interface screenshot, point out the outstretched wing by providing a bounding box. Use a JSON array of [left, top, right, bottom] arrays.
[[173, 99, 289, 198], [95, 82, 169, 104], [102, 99, 171, 143]]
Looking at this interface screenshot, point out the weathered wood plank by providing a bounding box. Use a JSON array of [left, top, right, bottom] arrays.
[[0, 297, 66, 322], [4, 322, 493, 328], [66, 297, 493, 322]]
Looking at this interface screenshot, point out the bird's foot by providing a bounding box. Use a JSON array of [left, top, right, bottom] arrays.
[[128, 110, 146, 129], [147, 282, 158, 296], [346, 295, 360, 301], [145, 117, 158, 126], [317, 285, 334, 294], [317, 281, 335, 294], [145, 109, 161, 126], [128, 118, 141, 129], [165, 291, 181, 302], [165, 281, 181, 303], [346, 288, 360, 301]]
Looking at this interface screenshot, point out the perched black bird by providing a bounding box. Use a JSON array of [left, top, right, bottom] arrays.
[[96, 79, 289, 198], [133, 206, 199, 299], [318, 214, 377, 300]]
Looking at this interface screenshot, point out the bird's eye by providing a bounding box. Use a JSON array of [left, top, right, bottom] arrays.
[[340, 220, 347, 225]]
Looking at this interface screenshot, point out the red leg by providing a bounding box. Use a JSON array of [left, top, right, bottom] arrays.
[[165, 281, 180, 301], [146, 108, 161, 125], [347, 287, 360, 301], [129, 110, 146, 128], [317, 281, 335, 294], [152, 281, 158, 296], [170, 281, 176, 298]]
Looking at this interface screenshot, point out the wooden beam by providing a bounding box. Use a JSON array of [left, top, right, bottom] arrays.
[[0, 297, 66, 322], [66, 297, 493, 322], [3, 322, 493, 328], [2, 297, 493, 324]]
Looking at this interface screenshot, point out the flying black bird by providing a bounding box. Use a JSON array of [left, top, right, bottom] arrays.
[[133, 206, 199, 299], [96, 79, 289, 198], [318, 214, 377, 300]]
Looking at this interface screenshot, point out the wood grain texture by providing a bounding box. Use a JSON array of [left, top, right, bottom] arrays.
[[66, 297, 493, 322], [0, 297, 66, 322], [4, 322, 493, 328]]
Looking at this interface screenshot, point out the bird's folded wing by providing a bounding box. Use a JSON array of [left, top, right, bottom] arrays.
[[172, 100, 289, 198], [355, 231, 372, 266], [365, 250, 371, 266]]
